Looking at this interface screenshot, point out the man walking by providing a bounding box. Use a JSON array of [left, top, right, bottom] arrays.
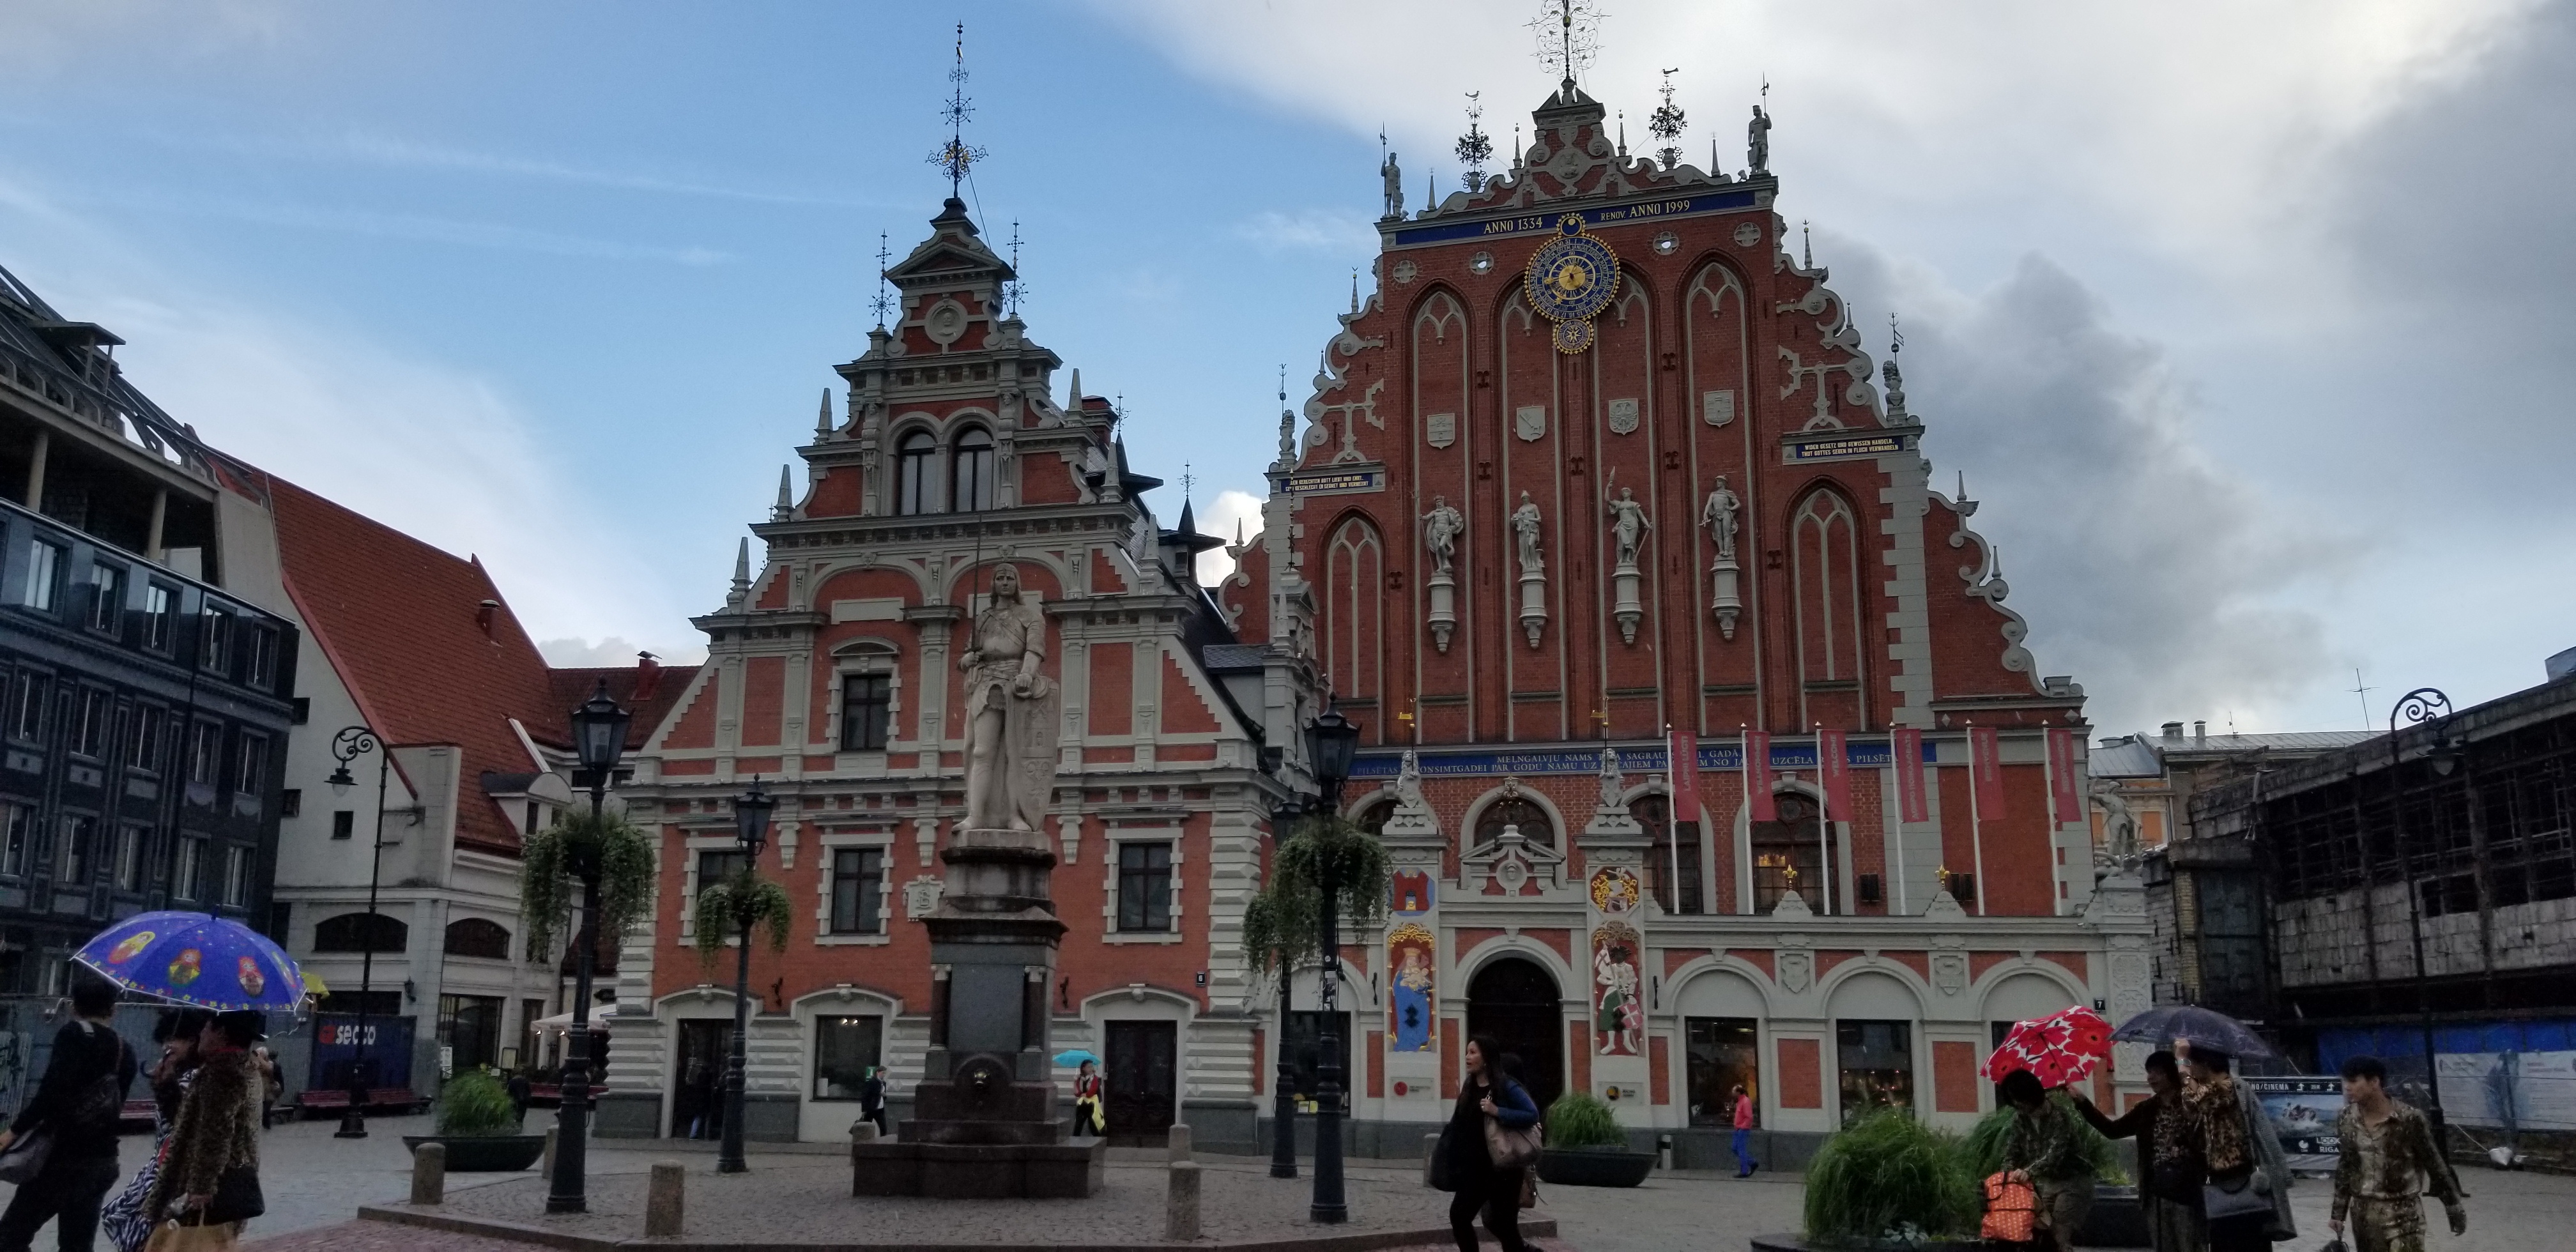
[[2330, 1056, 2465, 1252], [1731, 1083, 1758, 1177], [0, 973, 138, 1252]]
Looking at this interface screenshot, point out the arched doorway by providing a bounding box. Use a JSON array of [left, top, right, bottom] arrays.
[[1466, 957, 1563, 1112]]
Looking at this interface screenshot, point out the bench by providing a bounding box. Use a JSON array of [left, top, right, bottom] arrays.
[[294, 1087, 429, 1116]]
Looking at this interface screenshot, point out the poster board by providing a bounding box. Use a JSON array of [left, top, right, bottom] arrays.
[[2244, 1076, 2345, 1173]]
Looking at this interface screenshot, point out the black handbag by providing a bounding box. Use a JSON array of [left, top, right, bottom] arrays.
[[1428, 1124, 1458, 1192], [0, 1128, 50, 1185], [204, 1164, 265, 1223]]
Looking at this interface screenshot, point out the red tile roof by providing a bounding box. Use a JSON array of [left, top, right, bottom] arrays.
[[544, 662, 703, 752], [264, 475, 566, 855]]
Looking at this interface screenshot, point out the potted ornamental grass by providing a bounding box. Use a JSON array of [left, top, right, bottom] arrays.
[[1959, 1096, 2142, 1248], [1533, 1091, 1657, 1187], [403, 1068, 546, 1172], [1780, 1108, 1982, 1251]]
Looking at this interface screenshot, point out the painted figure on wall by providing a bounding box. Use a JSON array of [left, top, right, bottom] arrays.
[[1391, 871, 1435, 915], [1388, 921, 1437, 1053], [1593, 920, 1644, 1057]]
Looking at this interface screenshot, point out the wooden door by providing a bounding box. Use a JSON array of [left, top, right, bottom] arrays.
[[1103, 1019, 1177, 1145], [1466, 957, 1564, 1113], [670, 1020, 732, 1140]]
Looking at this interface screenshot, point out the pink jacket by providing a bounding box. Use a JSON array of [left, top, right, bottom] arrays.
[[1734, 1094, 1756, 1130]]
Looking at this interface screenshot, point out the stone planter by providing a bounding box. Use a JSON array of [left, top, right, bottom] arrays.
[[1534, 1146, 1657, 1187], [401, 1134, 547, 1172], [2076, 1183, 2149, 1248]]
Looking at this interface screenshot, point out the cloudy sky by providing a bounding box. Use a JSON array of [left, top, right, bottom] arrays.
[[3, 0, 2568, 738]]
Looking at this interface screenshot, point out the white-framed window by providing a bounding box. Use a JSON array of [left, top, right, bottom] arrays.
[[113, 823, 146, 892], [56, 813, 93, 883], [8, 671, 45, 744], [141, 584, 174, 653], [839, 673, 892, 751], [172, 835, 205, 901], [894, 430, 937, 515], [127, 704, 164, 773], [22, 539, 61, 611], [813, 831, 894, 945], [199, 605, 234, 674], [1102, 827, 1184, 942], [811, 1014, 884, 1099], [0, 800, 29, 876], [951, 427, 995, 512], [87, 561, 123, 633], [676, 831, 741, 943], [219, 844, 251, 906], [69, 687, 110, 759]]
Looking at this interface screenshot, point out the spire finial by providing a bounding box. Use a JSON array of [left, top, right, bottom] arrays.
[[871, 231, 893, 328], [1455, 92, 1492, 192], [1801, 219, 1813, 269], [774, 465, 793, 519], [1881, 313, 1909, 422], [928, 23, 987, 198], [816, 387, 832, 437], [1004, 218, 1025, 318], [1350, 268, 1360, 314], [1648, 68, 1687, 171], [729, 537, 751, 604], [1616, 110, 1627, 158], [1526, 0, 1599, 94]]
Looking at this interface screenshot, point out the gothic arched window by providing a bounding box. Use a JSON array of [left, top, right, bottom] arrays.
[[951, 427, 995, 513], [894, 431, 937, 516], [1474, 795, 1554, 849]]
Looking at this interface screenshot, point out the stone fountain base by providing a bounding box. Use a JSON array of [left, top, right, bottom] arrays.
[[850, 1136, 1106, 1199]]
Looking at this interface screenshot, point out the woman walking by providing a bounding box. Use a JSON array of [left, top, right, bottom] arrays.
[[100, 1010, 211, 1252], [1070, 1060, 1105, 1138], [2074, 1051, 2204, 1252], [144, 1012, 268, 1246], [1440, 1035, 1541, 1252], [2177, 1042, 2294, 1252]]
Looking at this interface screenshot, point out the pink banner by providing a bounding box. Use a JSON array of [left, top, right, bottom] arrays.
[[1892, 727, 1929, 823], [1745, 730, 1775, 823], [1670, 729, 1698, 815], [1817, 728, 1850, 821], [2046, 728, 2082, 825], [1970, 725, 2006, 821]]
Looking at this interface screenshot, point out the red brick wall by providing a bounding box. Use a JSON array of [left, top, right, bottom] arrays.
[[740, 657, 783, 746], [1778, 1037, 1823, 1109], [1088, 645, 1133, 736], [1933, 1041, 1981, 1113], [1569, 1019, 1591, 1097], [1649, 1034, 1671, 1106]]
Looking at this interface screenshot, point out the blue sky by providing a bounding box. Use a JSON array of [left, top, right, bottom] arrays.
[[4, 0, 2571, 738]]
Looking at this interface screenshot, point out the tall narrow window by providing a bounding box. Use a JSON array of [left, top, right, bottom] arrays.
[[951, 428, 995, 513], [199, 606, 234, 675], [57, 814, 93, 883], [114, 824, 146, 892], [172, 836, 205, 901], [829, 847, 885, 934], [839, 673, 892, 751], [142, 584, 174, 653], [70, 688, 110, 758], [128, 705, 164, 772], [894, 431, 937, 515], [9, 672, 45, 743], [219, 845, 250, 906], [0, 801, 27, 876], [22, 540, 61, 611], [234, 733, 268, 797], [245, 629, 279, 689], [88, 562, 123, 633], [1116, 841, 1174, 933], [188, 722, 222, 788]]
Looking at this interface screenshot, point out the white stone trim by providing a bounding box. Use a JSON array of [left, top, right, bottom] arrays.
[[1101, 825, 1184, 942], [810, 830, 896, 947]]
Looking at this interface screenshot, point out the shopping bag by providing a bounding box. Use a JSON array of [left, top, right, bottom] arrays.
[[142, 1218, 239, 1252], [1981, 1171, 2039, 1243]]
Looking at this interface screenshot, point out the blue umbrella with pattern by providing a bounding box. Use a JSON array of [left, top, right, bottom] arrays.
[[73, 910, 309, 1012]]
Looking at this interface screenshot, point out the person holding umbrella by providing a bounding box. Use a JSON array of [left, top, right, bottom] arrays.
[[144, 1012, 268, 1244], [2071, 1051, 2203, 1252], [1071, 1058, 1105, 1138]]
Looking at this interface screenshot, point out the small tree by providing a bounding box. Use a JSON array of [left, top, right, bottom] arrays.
[[519, 807, 657, 965], [692, 868, 794, 961]]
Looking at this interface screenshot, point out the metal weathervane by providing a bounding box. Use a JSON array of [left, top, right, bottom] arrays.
[[872, 231, 894, 328], [929, 22, 988, 197], [1528, 0, 1606, 91], [1648, 68, 1687, 170]]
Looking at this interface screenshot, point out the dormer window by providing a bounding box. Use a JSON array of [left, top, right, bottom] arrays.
[[951, 428, 994, 513], [895, 431, 937, 515]]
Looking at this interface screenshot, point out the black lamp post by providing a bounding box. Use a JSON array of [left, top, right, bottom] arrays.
[[2387, 687, 2454, 1146], [548, 680, 631, 1215], [1268, 795, 1306, 1180], [1305, 705, 1360, 1225], [325, 725, 390, 1140], [717, 778, 775, 1175]]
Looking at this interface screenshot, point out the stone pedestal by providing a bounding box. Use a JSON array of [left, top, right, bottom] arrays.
[[1611, 560, 1643, 644], [1519, 570, 1549, 648], [850, 824, 1103, 1198], [1426, 571, 1457, 653], [1710, 558, 1742, 640]]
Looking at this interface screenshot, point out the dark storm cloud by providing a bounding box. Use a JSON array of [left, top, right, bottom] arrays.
[[1823, 245, 2359, 736]]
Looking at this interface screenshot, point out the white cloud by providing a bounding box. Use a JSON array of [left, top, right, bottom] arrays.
[[1192, 489, 1266, 586], [0, 171, 699, 660], [1230, 210, 1378, 256]]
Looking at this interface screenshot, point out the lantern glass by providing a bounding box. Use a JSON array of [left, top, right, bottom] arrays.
[[1308, 706, 1360, 788], [569, 679, 632, 774], [735, 780, 776, 856]]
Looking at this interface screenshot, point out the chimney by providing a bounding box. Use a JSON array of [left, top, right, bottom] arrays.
[[2161, 721, 2183, 740], [476, 599, 501, 637], [634, 651, 665, 701], [2193, 720, 2206, 741]]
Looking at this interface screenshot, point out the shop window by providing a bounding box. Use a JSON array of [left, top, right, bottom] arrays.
[[438, 994, 504, 1073], [813, 1014, 884, 1099], [1836, 1019, 1914, 1125], [1282, 1010, 1352, 1112], [1685, 1017, 1759, 1127]]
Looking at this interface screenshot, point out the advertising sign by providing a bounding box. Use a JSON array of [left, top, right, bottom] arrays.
[[2244, 1076, 2345, 1173]]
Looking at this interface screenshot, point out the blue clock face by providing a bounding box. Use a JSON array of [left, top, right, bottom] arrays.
[[1524, 232, 1618, 324]]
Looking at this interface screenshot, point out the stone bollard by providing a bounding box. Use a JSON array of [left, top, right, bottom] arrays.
[[1422, 1132, 1443, 1187], [645, 1161, 686, 1239], [409, 1141, 446, 1205], [1166, 1161, 1202, 1241], [851, 1119, 879, 1143], [1166, 1122, 1192, 1162], [542, 1126, 559, 1179]]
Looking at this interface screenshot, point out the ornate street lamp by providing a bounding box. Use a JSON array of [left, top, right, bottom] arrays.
[[548, 680, 631, 1214], [1305, 705, 1360, 1225], [326, 725, 389, 1140], [717, 778, 776, 1175], [2386, 687, 2455, 1145]]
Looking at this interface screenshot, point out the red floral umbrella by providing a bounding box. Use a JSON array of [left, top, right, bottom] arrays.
[[1983, 1005, 2115, 1088]]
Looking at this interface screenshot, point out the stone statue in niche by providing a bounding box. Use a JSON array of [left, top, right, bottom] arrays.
[[958, 562, 1059, 832], [1381, 151, 1405, 219], [1511, 492, 1545, 576], [2091, 779, 2140, 861], [1420, 496, 1464, 576], [1605, 487, 1651, 567], [1701, 477, 1742, 562]]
